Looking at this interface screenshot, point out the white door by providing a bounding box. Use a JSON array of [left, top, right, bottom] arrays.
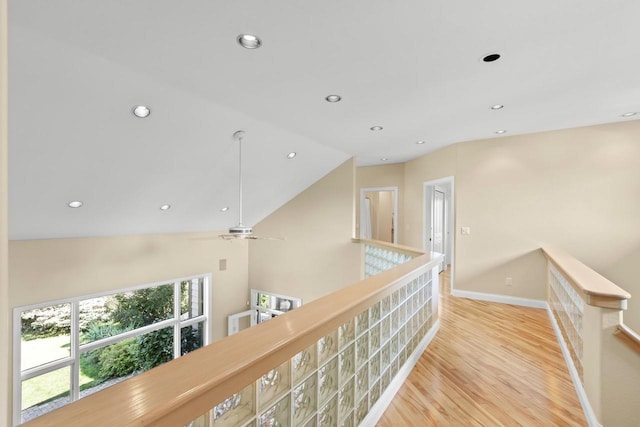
[[227, 310, 255, 336], [433, 190, 445, 273]]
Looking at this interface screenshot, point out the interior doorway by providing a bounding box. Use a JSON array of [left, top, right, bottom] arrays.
[[360, 187, 398, 244], [424, 177, 454, 283]]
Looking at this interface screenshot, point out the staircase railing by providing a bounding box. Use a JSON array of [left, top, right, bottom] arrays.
[[23, 241, 443, 427], [542, 247, 636, 427]]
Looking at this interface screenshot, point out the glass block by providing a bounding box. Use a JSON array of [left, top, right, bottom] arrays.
[[370, 380, 381, 406], [259, 395, 290, 427], [407, 280, 415, 296], [407, 296, 413, 317], [399, 348, 407, 366], [381, 343, 390, 368], [399, 326, 406, 348], [381, 369, 390, 392], [355, 334, 369, 368], [418, 308, 424, 326], [390, 334, 398, 357], [370, 324, 380, 353], [399, 285, 407, 302], [259, 360, 290, 409], [293, 375, 317, 426], [355, 366, 369, 401], [391, 357, 399, 378], [391, 290, 399, 307], [213, 383, 255, 427], [338, 379, 354, 421], [391, 309, 399, 333], [419, 287, 425, 306], [406, 316, 414, 337], [413, 294, 420, 313], [381, 316, 390, 343], [355, 397, 369, 425], [339, 411, 354, 427], [302, 416, 316, 427], [369, 351, 380, 383], [356, 310, 369, 336], [381, 296, 390, 317], [338, 319, 355, 349], [293, 344, 317, 385], [318, 397, 338, 427], [399, 303, 406, 325], [319, 357, 338, 406], [370, 301, 381, 324], [187, 413, 209, 427], [318, 331, 338, 365], [339, 344, 355, 385]]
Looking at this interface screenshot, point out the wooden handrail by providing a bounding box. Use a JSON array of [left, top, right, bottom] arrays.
[[615, 323, 640, 354], [542, 247, 630, 309], [24, 247, 441, 427]]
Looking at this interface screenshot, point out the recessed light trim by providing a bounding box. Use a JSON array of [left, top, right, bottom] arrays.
[[621, 112, 637, 117], [495, 130, 507, 134], [482, 53, 501, 62], [381, 157, 388, 161], [132, 105, 151, 118], [490, 104, 504, 110], [287, 152, 297, 159], [370, 126, 383, 131], [220, 207, 230, 212], [160, 204, 171, 211], [237, 34, 262, 49], [68, 201, 83, 208], [416, 140, 425, 145], [325, 94, 342, 103]]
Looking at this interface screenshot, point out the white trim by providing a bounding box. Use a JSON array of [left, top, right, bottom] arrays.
[[360, 186, 399, 244], [423, 176, 455, 290], [361, 320, 441, 426], [546, 305, 602, 427], [451, 289, 547, 309]]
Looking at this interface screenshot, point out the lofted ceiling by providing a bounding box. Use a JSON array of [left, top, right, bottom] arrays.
[[8, 0, 640, 240]]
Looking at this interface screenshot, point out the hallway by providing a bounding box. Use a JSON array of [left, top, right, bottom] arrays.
[[378, 269, 586, 426]]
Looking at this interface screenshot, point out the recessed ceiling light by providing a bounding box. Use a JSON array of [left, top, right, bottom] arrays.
[[621, 112, 637, 117], [287, 152, 297, 159], [160, 204, 171, 211], [381, 157, 388, 161], [68, 201, 83, 208], [416, 140, 425, 145], [220, 207, 229, 212], [325, 95, 342, 103], [237, 34, 262, 49], [495, 130, 507, 134], [370, 126, 383, 131], [132, 105, 151, 118], [490, 104, 504, 110], [483, 53, 501, 62]]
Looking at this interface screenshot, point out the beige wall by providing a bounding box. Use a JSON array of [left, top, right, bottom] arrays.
[[356, 163, 404, 241], [376, 191, 393, 242], [9, 233, 249, 342], [404, 120, 640, 304], [250, 159, 361, 303], [1, 0, 10, 424]]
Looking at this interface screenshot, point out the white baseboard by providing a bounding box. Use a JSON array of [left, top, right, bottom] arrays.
[[451, 289, 547, 309], [362, 320, 441, 426], [546, 305, 601, 427]]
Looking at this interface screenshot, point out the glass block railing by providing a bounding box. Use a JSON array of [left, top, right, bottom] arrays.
[[194, 268, 435, 427], [548, 263, 584, 381], [364, 243, 414, 278]]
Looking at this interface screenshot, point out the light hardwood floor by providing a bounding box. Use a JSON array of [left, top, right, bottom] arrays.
[[378, 268, 586, 426]]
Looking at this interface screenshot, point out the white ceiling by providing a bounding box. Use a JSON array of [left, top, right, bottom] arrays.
[[8, 0, 640, 240]]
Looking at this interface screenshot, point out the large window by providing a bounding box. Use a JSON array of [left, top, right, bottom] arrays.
[[13, 274, 211, 425]]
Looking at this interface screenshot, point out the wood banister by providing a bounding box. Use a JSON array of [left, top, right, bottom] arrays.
[[542, 247, 630, 309], [24, 247, 441, 427], [615, 323, 640, 354]]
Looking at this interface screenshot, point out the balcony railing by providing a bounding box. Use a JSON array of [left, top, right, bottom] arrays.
[[23, 240, 443, 427], [542, 247, 636, 427]]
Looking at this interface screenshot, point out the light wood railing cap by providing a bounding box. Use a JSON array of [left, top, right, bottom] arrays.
[[615, 323, 640, 354], [352, 238, 428, 257], [542, 247, 630, 309]]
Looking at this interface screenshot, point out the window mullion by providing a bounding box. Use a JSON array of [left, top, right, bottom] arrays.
[[71, 300, 80, 401], [174, 281, 181, 359]]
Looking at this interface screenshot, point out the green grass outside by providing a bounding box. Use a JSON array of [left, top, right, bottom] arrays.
[[21, 335, 97, 409]]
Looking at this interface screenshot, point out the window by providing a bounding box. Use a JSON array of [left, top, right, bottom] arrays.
[[13, 274, 211, 425]]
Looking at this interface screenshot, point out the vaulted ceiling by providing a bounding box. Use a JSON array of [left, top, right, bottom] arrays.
[[8, 0, 640, 239]]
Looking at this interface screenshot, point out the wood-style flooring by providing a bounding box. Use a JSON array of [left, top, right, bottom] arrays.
[[377, 268, 586, 426]]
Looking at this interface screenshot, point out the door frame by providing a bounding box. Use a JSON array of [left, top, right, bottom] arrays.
[[423, 177, 455, 290], [359, 186, 399, 244]]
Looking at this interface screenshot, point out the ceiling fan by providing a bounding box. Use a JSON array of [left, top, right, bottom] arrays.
[[217, 130, 283, 241]]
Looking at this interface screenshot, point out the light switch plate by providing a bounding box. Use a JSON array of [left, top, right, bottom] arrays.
[[461, 227, 471, 235]]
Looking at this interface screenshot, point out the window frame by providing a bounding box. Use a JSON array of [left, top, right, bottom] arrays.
[[12, 273, 212, 425]]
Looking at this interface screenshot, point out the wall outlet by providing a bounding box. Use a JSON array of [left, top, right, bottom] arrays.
[[506, 277, 513, 287]]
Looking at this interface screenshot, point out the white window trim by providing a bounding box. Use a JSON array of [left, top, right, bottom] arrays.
[[13, 273, 212, 426]]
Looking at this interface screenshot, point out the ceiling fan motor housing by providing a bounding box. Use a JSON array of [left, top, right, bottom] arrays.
[[228, 225, 253, 235]]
